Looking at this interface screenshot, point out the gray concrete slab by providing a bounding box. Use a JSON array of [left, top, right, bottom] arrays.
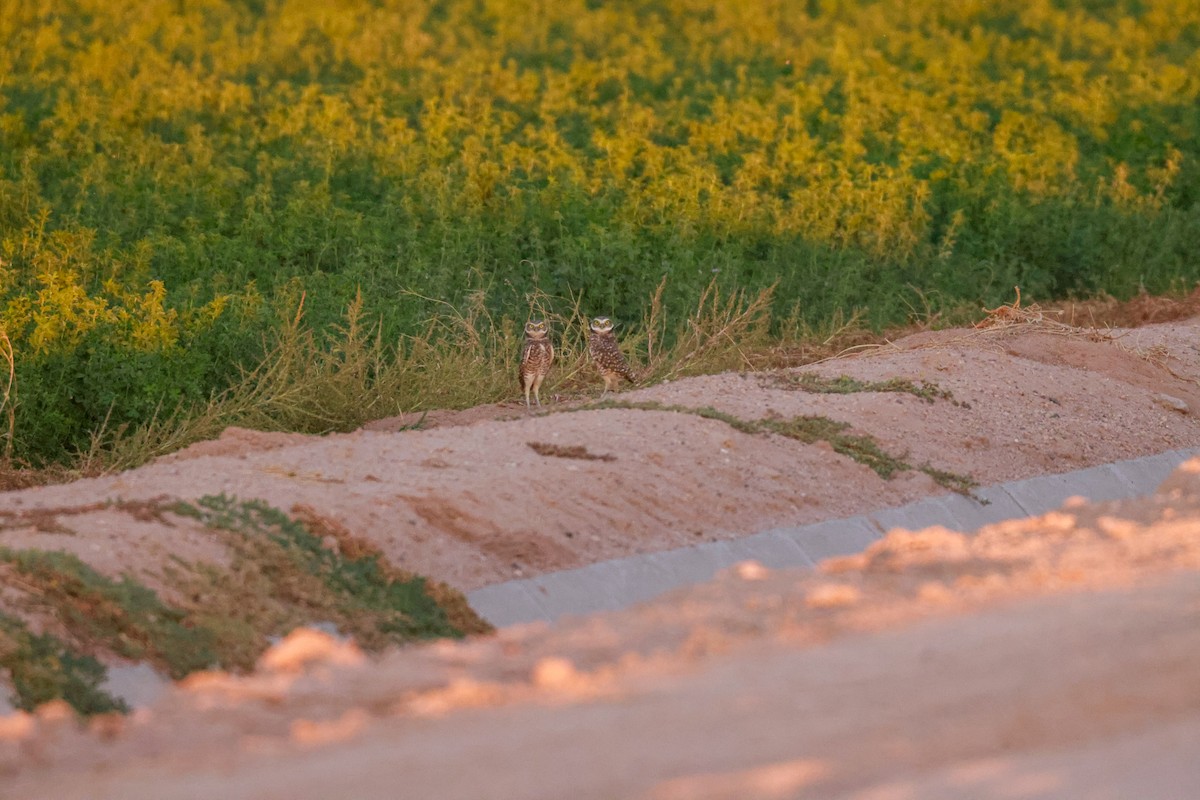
[[869, 497, 957, 536], [470, 514, 882, 626], [652, 539, 741, 588], [723, 529, 816, 570], [934, 485, 1030, 533], [472, 529, 817, 626], [468, 447, 1200, 627], [998, 455, 1176, 520], [102, 663, 169, 709], [1109, 448, 1198, 495], [520, 553, 676, 622], [468, 580, 553, 628], [517, 566, 619, 622], [1005, 462, 1150, 517], [782, 515, 884, 563]]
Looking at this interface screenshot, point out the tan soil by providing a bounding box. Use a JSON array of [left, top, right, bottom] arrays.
[[3, 317, 1200, 797]]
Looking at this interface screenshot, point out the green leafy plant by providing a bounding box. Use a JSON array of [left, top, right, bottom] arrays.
[[0, 548, 220, 678], [0, 613, 127, 715]]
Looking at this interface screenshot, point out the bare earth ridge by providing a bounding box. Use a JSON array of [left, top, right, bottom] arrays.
[[3, 318, 1200, 798]]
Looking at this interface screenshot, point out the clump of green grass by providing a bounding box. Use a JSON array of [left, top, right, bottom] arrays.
[[918, 465, 982, 497], [768, 373, 962, 405], [576, 399, 979, 496], [0, 612, 127, 715], [759, 416, 911, 480], [170, 494, 487, 652], [0, 548, 220, 678]]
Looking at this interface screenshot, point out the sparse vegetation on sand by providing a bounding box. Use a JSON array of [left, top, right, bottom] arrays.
[[577, 399, 980, 496], [764, 373, 963, 406], [0, 496, 490, 714]]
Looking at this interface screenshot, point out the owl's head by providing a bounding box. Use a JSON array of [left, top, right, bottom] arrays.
[[589, 316, 615, 334], [524, 319, 549, 338]]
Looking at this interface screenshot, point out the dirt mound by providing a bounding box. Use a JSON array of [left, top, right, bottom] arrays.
[[2, 317, 1200, 796], [2, 319, 1197, 598], [4, 457, 1200, 798]]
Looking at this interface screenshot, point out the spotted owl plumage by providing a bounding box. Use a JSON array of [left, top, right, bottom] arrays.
[[519, 319, 554, 408], [588, 316, 636, 397]]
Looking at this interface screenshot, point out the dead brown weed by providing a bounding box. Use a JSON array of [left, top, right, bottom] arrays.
[[527, 442, 617, 461]]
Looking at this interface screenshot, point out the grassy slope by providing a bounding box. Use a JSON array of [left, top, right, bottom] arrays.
[[0, 496, 491, 715]]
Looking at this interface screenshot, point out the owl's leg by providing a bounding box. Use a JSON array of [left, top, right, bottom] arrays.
[[533, 374, 545, 407], [523, 376, 532, 409]]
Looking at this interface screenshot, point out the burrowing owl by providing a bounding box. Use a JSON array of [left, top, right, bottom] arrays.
[[519, 319, 554, 408], [588, 316, 636, 397]]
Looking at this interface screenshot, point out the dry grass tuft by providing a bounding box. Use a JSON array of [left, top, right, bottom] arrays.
[[971, 286, 1108, 340], [527, 442, 617, 461], [639, 278, 777, 381], [0, 331, 13, 463], [1047, 285, 1200, 329]]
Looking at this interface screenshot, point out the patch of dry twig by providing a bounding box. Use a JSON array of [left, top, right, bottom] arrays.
[[527, 442, 617, 461]]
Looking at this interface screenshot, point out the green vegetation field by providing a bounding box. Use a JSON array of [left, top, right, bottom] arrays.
[[1, 0, 1198, 466]]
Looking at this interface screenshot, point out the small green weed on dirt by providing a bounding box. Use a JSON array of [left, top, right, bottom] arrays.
[[766, 373, 965, 406], [0, 548, 220, 678], [577, 400, 979, 496], [759, 416, 910, 479], [170, 495, 490, 654], [0, 613, 127, 715]]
